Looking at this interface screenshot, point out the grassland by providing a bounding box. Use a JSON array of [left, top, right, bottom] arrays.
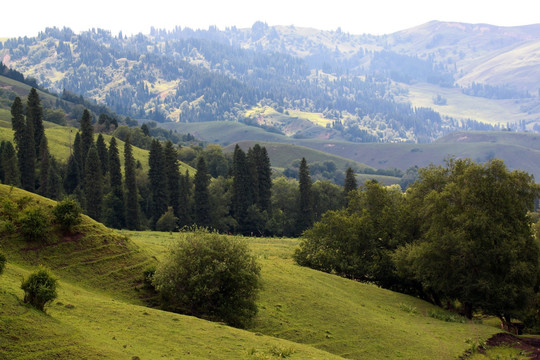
[[0, 185, 510, 359]]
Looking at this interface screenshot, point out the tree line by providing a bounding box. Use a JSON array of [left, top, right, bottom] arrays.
[[1, 89, 362, 236]]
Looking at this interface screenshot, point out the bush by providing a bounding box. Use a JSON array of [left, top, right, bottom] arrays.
[[0, 252, 6, 275], [155, 207, 178, 232], [152, 229, 261, 328], [21, 267, 58, 311], [19, 206, 51, 242], [52, 197, 82, 232]]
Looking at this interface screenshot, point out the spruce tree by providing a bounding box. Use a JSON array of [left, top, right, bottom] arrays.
[[103, 137, 125, 229], [63, 154, 80, 195], [194, 156, 211, 227], [84, 145, 103, 221], [27, 88, 44, 157], [45, 157, 62, 200], [1, 141, 20, 186], [255, 145, 272, 212], [11, 97, 25, 151], [72, 132, 83, 175], [80, 109, 94, 169], [297, 157, 313, 234], [11, 96, 36, 191], [38, 136, 50, 196], [178, 170, 192, 227], [124, 136, 140, 230], [344, 167, 358, 206], [148, 139, 168, 228], [232, 145, 252, 232], [96, 134, 108, 176], [163, 141, 181, 219]]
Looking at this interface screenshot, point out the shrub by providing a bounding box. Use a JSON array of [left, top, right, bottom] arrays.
[[19, 206, 51, 242], [21, 267, 58, 311], [152, 229, 261, 328], [0, 252, 6, 275], [155, 207, 178, 232], [52, 197, 82, 232]]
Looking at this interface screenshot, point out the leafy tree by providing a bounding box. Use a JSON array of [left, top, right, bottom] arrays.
[[193, 156, 211, 227], [124, 136, 140, 230], [152, 230, 261, 328], [312, 180, 344, 221], [297, 157, 313, 234], [84, 145, 103, 221], [156, 206, 178, 232], [393, 159, 540, 328], [208, 176, 236, 232], [21, 267, 58, 311], [267, 176, 299, 237], [52, 196, 82, 232], [27, 88, 44, 157]]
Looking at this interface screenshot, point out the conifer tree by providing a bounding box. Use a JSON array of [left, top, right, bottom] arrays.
[[103, 137, 125, 229], [297, 157, 313, 234], [45, 158, 62, 200], [124, 136, 140, 230], [80, 109, 93, 169], [73, 132, 83, 175], [27, 88, 44, 157], [96, 133, 108, 176], [1, 141, 20, 186], [11, 97, 25, 151], [63, 154, 80, 195], [11, 96, 36, 190], [344, 167, 358, 206], [255, 145, 272, 212], [178, 169, 192, 227], [246, 147, 259, 206], [163, 141, 181, 219], [232, 145, 252, 231], [194, 156, 211, 227], [84, 145, 103, 221], [38, 136, 50, 196], [148, 139, 168, 228]]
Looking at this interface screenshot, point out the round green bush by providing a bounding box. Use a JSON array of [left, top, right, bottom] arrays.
[[152, 230, 261, 328], [52, 197, 82, 232], [19, 206, 51, 242], [21, 267, 58, 311]]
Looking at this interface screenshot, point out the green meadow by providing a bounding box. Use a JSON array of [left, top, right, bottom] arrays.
[[0, 184, 505, 359]]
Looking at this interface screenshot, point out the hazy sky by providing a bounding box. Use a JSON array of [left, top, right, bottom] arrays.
[[2, 0, 539, 38]]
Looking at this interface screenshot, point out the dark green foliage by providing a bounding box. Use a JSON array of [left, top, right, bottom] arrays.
[[296, 157, 313, 234], [152, 230, 261, 328], [80, 109, 94, 168], [295, 181, 405, 289], [63, 154, 80, 194], [156, 207, 178, 232], [72, 132, 83, 176], [52, 197, 82, 232], [19, 206, 51, 242], [148, 139, 168, 228], [231, 145, 252, 232], [96, 134, 108, 176], [84, 145, 103, 221], [312, 180, 344, 221], [21, 267, 58, 311], [0, 252, 6, 276], [27, 88, 44, 157], [11, 96, 35, 191], [45, 157, 62, 200], [37, 136, 50, 196], [163, 141, 181, 219], [124, 136, 140, 230], [256, 146, 272, 212], [193, 157, 211, 227], [11, 97, 25, 151], [393, 159, 540, 326], [103, 137, 125, 229], [344, 167, 357, 195], [177, 170, 192, 227], [1, 141, 20, 186]]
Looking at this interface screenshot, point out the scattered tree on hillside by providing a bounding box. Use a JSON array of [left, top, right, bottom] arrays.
[[344, 167, 357, 196], [21, 267, 58, 312], [297, 157, 313, 234], [84, 145, 103, 221], [27, 88, 44, 157], [163, 141, 181, 220], [0, 141, 20, 186], [80, 109, 94, 170], [124, 136, 140, 230]]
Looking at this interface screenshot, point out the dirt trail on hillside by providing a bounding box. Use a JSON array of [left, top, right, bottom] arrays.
[[485, 333, 540, 359]]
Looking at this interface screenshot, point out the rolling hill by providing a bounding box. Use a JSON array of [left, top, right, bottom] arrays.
[[0, 184, 503, 359]]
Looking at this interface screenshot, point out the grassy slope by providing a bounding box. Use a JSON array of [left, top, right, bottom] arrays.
[[126, 231, 501, 360]]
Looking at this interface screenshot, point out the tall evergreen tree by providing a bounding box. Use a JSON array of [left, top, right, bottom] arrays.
[[103, 137, 125, 229], [11, 97, 25, 152], [27, 88, 44, 157], [193, 156, 211, 227], [63, 154, 80, 195], [344, 167, 358, 206], [124, 136, 140, 230], [231, 145, 252, 232], [297, 157, 313, 234], [84, 145, 103, 221], [80, 109, 94, 169], [11, 96, 36, 190], [45, 157, 62, 200], [72, 132, 83, 175], [255, 145, 272, 212], [246, 147, 259, 206], [1, 141, 20, 186], [37, 136, 50, 196], [148, 139, 168, 228], [163, 141, 181, 219], [178, 170, 192, 227], [96, 133, 108, 176]]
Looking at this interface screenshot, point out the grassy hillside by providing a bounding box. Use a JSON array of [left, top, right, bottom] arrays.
[[0, 185, 504, 359]]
